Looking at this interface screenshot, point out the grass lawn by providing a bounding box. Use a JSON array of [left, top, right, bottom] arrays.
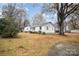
[[0, 32, 79, 56]]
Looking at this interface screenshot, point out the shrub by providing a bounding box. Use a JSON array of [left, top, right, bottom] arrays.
[[38, 31, 41, 34], [42, 32, 46, 35], [0, 18, 19, 38]]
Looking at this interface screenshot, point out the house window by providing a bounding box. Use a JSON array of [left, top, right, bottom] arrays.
[[52, 28, 53, 30], [40, 27, 41, 30], [27, 28, 28, 30], [46, 26, 48, 30]]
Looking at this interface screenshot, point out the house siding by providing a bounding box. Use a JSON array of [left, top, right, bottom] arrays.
[[41, 23, 55, 33], [35, 27, 40, 32]]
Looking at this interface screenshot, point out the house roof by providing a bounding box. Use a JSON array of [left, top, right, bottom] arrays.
[[42, 22, 55, 26], [31, 22, 55, 27]]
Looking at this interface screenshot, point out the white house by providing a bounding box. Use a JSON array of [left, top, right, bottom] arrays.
[[23, 22, 71, 33], [32, 22, 55, 33], [24, 22, 55, 33], [24, 26, 31, 32]]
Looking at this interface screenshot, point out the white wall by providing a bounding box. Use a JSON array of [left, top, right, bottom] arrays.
[[24, 26, 30, 32], [24, 23, 55, 33], [41, 24, 55, 33], [35, 27, 40, 32]]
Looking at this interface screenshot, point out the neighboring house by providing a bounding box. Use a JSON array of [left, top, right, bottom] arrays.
[[64, 21, 71, 32], [64, 24, 71, 32], [71, 30, 79, 32], [23, 22, 71, 33]]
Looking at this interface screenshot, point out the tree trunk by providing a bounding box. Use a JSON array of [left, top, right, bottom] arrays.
[[57, 3, 65, 35], [59, 24, 64, 35], [59, 16, 65, 35]]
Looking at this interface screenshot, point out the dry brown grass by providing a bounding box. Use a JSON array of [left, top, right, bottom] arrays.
[[0, 32, 79, 56]]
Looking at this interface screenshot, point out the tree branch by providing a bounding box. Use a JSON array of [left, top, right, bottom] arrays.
[[65, 4, 79, 19]]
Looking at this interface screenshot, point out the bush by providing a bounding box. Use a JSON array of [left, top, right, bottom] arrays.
[[42, 32, 46, 35], [0, 18, 19, 38], [29, 31, 46, 35], [38, 31, 41, 34]]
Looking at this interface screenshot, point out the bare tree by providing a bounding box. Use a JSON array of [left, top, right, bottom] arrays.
[[69, 14, 79, 30], [2, 3, 29, 31], [32, 12, 46, 27], [42, 3, 79, 35]]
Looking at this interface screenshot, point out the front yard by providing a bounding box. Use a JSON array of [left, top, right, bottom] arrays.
[[0, 32, 79, 56]]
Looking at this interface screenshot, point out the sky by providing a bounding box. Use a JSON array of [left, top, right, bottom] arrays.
[[0, 3, 57, 23]]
